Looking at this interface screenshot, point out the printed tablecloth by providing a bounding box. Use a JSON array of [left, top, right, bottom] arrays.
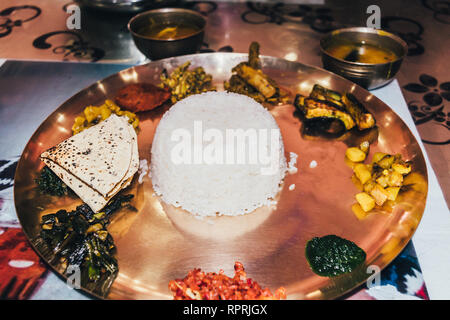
[[0, 0, 448, 300]]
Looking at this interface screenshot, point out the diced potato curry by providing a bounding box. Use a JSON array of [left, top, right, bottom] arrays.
[[345, 142, 412, 219]]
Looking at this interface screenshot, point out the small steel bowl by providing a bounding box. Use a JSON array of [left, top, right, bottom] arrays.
[[320, 27, 408, 90], [75, 0, 158, 13], [128, 8, 206, 60]]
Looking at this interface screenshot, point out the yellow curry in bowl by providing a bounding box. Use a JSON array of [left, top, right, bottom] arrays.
[[137, 23, 201, 40], [325, 41, 398, 64]]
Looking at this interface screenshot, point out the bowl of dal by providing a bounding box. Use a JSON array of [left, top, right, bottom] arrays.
[[128, 8, 206, 60], [320, 27, 408, 90]]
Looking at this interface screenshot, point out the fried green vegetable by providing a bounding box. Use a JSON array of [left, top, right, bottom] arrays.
[[38, 194, 134, 296], [305, 235, 366, 277], [295, 84, 376, 134], [309, 84, 344, 108], [233, 62, 277, 98], [248, 41, 261, 69], [224, 74, 267, 102], [342, 93, 376, 130], [160, 61, 215, 103], [294, 95, 356, 130], [224, 42, 289, 105], [36, 166, 70, 196]]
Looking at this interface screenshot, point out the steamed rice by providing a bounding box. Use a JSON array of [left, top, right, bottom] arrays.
[[150, 92, 287, 216]]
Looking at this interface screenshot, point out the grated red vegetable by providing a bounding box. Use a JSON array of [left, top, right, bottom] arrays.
[[168, 261, 286, 300]]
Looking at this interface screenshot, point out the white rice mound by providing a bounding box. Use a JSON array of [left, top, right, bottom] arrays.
[[150, 91, 287, 217]]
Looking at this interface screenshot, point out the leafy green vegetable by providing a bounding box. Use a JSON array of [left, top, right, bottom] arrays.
[[38, 194, 134, 296], [305, 235, 366, 277], [35, 166, 70, 196]]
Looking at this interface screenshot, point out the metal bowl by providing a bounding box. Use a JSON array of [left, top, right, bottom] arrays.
[[74, 0, 178, 13], [128, 8, 206, 60], [320, 27, 408, 90]]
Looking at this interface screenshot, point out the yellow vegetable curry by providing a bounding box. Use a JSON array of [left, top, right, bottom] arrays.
[[72, 100, 139, 135]]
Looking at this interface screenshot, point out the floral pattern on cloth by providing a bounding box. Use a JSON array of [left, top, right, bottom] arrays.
[[0, 157, 429, 300], [0, 156, 19, 228], [403, 74, 449, 145], [0, 227, 48, 299], [365, 241, 429, 300]]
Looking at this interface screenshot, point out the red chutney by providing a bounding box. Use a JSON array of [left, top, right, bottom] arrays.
[[168, 261, 286, 300]]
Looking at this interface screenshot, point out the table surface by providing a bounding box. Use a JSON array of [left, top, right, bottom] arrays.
[[0, 0, 449, 300]]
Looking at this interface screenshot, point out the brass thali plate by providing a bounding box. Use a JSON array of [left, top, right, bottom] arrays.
[[14, 53, 428, 299]]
